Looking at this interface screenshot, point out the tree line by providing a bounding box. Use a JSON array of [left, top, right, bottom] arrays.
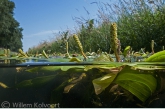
[[0, 0, 23, 51], [29, 0, 165, 55]]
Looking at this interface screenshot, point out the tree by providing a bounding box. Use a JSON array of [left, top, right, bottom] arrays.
[[0, 0, 23, 51]]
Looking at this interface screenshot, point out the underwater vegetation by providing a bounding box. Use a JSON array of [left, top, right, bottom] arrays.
[[1, 23, 165, 108]]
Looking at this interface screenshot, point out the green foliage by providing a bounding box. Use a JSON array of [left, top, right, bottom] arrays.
[[145, 50, 165, 62], [0, 0, 23, 51], [14, 75, 57, 88], [92, 73, 117, 95], [115, 0, 165, 52], [10, 0, 165, 106], [123, 46, 130, 57], [1, 51, 165, 106], [29, 0, 165, 55], [114, 66, 157, 102]]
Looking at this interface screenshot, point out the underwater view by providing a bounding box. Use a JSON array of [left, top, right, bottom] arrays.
[[1, 0, 165, 108]]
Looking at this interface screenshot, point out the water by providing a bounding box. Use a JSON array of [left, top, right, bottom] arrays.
[[0, 59, 165, 108]]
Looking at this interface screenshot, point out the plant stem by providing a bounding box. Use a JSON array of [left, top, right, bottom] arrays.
[[110, 23, 120, 62]]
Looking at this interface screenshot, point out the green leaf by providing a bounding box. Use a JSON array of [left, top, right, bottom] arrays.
[[145, 50, 165, 62], [69, 57, 82, 62], [50, 81, 69, 106], [93, 54, 112, 62], [0, 82, 9, 88], [114, 66, 157, 102], [26, 67, 40, 73], [47, 58, 70, 62], [26, 66, 61, 73], [126, 62, 165, 71], [131, 65, 165, 70], [14, 75, 57, 88], [92, 73, 117, 95], [40, 66, 61, 72], [84, 62, 123, 71], [61, 66, 85, 72], [26, 65, 85, 73], [123, 46, 130, 57]]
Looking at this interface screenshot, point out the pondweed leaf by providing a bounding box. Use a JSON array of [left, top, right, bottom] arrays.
[[50, 81, 69, 107], [145, 50, 165, 62], [47, 58, 70, 62], [93, 54, 112, 62], [84, 62, 123, 71], [26, 66, 61, 73], [126, 62, 165, 70], [69, 57, 82, 62], [26, 66, 85, 73], [92, 73, 117, 95], [114, 66, 157, 102], [123, 46, 130, 57], [14, 75, 57, 88], [61, 66, 85, 72], [131, 65, 165, 70], [0, 82, 9, 88]]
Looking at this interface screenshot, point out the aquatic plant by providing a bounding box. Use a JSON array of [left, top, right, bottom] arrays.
[[1, 21, 165, 108], [1, 46, 165, 108], [73, 34, 87, 60], [18, 49, 28, 58], [123, 46, 131, 58], [110, 23, 120, 62], [151, 40, 155, 54], [42, 50, 49, 59]]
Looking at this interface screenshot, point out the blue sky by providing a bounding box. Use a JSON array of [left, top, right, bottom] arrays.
[[11, 0, 112, 52]]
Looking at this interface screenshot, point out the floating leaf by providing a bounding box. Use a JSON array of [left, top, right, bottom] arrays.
[[61, 66, 85, 72], [69, 57, 82, 62], [26, 67, 40, 73], [26, 65, 85, 73], [26, 66, 61, 73], [131, 65, 165, 70], [84, 62, 123, 72], [93, 54, 112, 62], [126, 62, 165, 71], [145, 50, 165, 62], [114, 66, 157, 102], [92, 73, 117, 95], [40, 66, 61, 72], [47, 58, 70, 62]]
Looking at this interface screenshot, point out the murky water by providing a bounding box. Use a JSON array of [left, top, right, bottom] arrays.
[[0, 59, 165, 108]]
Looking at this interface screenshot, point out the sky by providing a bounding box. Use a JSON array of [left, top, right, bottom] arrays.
[[11, 0, 112, 52]]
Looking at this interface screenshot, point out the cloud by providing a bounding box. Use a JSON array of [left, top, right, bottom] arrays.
[[25, 30, 59, 38], [23, 30, 59, 52]]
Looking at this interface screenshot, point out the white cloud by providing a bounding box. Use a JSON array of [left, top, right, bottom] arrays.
[[23, 30, 59, 52], [25, 30, 59, 38]]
